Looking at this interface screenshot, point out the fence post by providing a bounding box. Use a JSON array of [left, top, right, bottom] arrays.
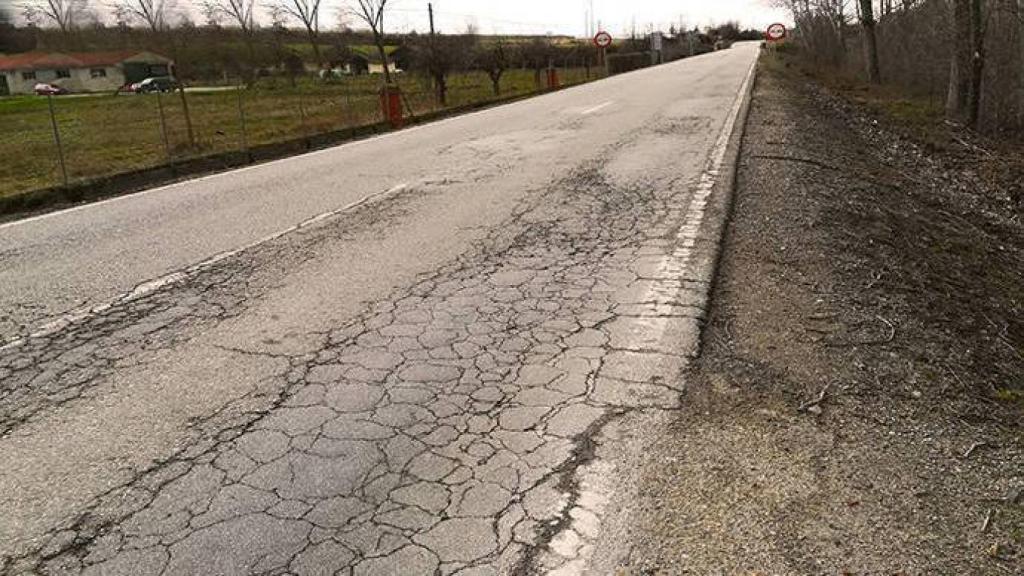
[[342, 78, 354, 129], [176, 82, 196, 150], [399, 86, 415, 122], [155, 90, 174, 165], [236, 84, 251, 162], [297, 90, 310, 148], [46, 94, 69, 188]]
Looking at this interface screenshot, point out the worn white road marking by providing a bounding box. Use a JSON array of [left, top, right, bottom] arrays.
[[545, 57, 758, 576], [629, 56, 756, 351], [580, 101, 614, 115], [0, 183, 409, 352]]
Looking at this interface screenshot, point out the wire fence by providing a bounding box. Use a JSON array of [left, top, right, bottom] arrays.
[[1, 67, 604, 201]]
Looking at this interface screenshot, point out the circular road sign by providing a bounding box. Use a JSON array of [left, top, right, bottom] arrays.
[[593, 31, 613, 49], [766, 23, 787, 41]]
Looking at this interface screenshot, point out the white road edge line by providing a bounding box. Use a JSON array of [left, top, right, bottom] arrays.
[[0, 183, 409, 353], [642, 55, 758, 351], [580, 101, 614, 115], [0, 74, 611, 232], [553, 55, 759, 576]]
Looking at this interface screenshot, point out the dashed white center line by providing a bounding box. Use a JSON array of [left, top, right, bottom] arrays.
[[0, 182, 409, 353], [580, 101, 614, 115]]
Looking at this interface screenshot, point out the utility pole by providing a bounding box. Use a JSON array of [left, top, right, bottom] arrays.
[[428, 2, 441, 104], [428, 2, 436, 39]]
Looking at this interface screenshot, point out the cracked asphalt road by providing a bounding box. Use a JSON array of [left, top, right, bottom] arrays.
[[0, 44, 758, 575]]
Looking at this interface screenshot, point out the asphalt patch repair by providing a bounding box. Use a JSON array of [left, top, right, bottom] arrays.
[[618, 62, 1024, 573]]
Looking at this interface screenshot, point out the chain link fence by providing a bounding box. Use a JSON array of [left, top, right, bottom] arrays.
[[1, 67, 604, 204]]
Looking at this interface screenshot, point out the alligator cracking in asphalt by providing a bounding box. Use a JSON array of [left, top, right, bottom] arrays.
[[509, 407, 624, 576], [0, 123, 709, 574]]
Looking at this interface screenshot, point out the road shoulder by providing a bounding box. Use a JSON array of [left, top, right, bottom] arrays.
[[621, 58, 1024, 574]]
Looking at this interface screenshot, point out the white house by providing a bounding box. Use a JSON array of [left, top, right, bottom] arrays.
[[0, 51, 174, 95]]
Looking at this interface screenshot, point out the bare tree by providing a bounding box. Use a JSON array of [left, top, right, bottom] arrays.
[[113, 0, 176, 31], [201, 0, 258, 76], [520, 38, 553, 88], [776, 0, 1021, 134], [277, 0, 323, 67], [347, 0, 392, 83], [20, 0, 90, 34], [202, 0, 256, 35], [474, 40, 509, 96], [947, 0, 972, 119], [857, 0, 880, 82], [199, 0, 223, 26], [772, 0, 850, 65], [410, 32, 473, 105], [965, 0, 985, 126], [946, 0, 989, 127]]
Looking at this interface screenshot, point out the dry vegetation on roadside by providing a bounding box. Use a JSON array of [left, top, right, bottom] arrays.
[[621, 53, 1023, 575]]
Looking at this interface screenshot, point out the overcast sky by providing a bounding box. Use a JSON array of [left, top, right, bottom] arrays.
[[379, 0, 791, 37], [5, 0, 791, 36]]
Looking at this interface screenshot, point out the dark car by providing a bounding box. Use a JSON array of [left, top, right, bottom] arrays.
[[133, 77, 178, 94]]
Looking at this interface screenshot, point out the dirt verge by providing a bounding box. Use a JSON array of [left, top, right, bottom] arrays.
[[621, 56, 1024, 574]]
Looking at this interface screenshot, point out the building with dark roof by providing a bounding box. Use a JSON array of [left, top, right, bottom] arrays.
[[0, 50, 173, 95]]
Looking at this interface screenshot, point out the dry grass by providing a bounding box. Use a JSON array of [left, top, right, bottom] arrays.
[[0, 68, 600, 200]]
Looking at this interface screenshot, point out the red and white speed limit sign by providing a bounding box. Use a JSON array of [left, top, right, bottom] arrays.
[[593, 31, 613, 49], [766, 23, 787, 42]]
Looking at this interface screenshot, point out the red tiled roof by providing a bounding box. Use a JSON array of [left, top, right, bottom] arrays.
[[0, 51, 169, 71]]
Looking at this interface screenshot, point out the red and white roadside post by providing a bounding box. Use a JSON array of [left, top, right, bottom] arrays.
[[379, 83, 403, 129], [593, 31, 612, 75], [546, 64, 560, 90]]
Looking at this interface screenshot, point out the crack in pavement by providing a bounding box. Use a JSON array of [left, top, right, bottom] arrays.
[[0, 95, 743, 574], [0, 189, 421, 439]]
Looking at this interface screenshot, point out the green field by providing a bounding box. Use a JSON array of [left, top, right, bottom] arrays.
[[0, 67, 602, 200]]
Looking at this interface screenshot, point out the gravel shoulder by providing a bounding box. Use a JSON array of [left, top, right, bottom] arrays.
[[622, 58, 1024, 574]]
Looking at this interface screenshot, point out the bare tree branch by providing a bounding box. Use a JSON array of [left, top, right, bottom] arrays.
[[201, 0, 258, 77], [201, 0, 255, 36], [277, 0, 322, 66], [346, 0, 392, 83], [20, 0, 91, 33], [113, 0, 176, 32]]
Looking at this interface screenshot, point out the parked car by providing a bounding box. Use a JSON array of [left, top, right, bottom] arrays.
[[34, 82, 69, 96], [132, 77, 178, 94]]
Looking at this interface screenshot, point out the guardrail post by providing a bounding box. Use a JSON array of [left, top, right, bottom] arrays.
[[46, 94, 69, 188]]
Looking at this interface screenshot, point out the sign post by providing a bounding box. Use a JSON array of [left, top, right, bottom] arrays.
[[765, 23, 787, 42], [764, 23, 788, 59], [593, 31, 612, 74]]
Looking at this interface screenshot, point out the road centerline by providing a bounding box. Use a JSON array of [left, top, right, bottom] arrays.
[[580, 101, 614, 115]]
